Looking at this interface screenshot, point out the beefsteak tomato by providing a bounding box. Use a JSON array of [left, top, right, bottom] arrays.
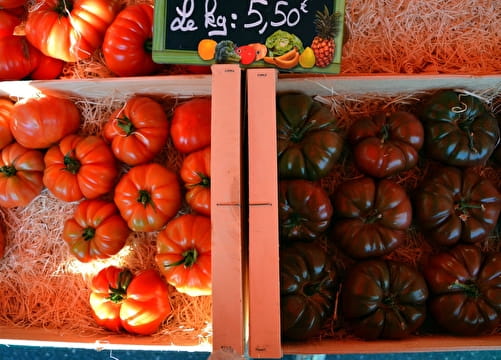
[[11, 95, 80, 149], [114, 163, 182, 232], [279, 179, 333, 242], [423, 244, 501, 336], [179, 146, 211, 216], [0, 142, 44, 207], [0, 9, 21, 37], [63, 199, 130, 262], [0, 98, 14, 150], [102, 4, 162, 77], [341, 259, 429, 340], [0, 0, 25, 9], [25, 0, 120, 62], [43, 134, 118, 202], [103, 96, 169, 166], [415, 166, 501, 246], [348, 111, 424, 178], [419, 90, 500, 167], [280, 242, 337, 341], [277, 93, 344, 181], [156, 214, 211, 296], [89, 266, 172, 335], [170, 98, 211, 154], [330, 177, 412, 259]]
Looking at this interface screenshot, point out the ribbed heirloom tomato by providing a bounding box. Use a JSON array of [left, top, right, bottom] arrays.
[[63, 199, 130, 262], [280, 242, 337, 341], [0, 142, 44, 207], [156, 214, 211, 296], [330, 177, 412, 259], [25, 0, 120, 62], [114, 163, 182, 232], [341, 259, 429, 340], [179, 146, 211, 216], [348, 111, 424, 178], [278, 179, 333, 242], [0, 98, 13, 149], [89, 266, 172, 335], [43, 134, 118, 202], [415, 166, 501, 246], [424, 244, 501, 336], [103, 96, 169, 166], [11, 95, 80, 149], [170, 98, 211, 154], [102, 4, 162, 77], [277, 93, 344, 181]]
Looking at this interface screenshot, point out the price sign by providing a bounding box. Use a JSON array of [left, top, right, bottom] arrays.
[[152, 0, 346, 73]]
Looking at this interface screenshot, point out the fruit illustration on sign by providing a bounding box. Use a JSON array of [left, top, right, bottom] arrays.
[[311, 5, 341, 67]]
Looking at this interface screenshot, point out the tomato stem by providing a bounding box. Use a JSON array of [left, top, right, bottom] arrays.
[[82, 227, 95, 241], [63, 152, 81, 174], [107, 269, 133, 303], [290, 121, 315, 143], [0, 165, 17, 177], [137, 189, 156, 210], [55, 0, 73, 15], [195, 172, 210, 188], [144, 39, 153, 54], [164, 248, 199, 268], [116, 116, 136, 136], [449, 280, 481, 298]]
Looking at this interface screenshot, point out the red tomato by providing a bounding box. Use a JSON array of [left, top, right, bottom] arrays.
[[89, 266, 172, 335], [179, 146, 211, 215], [102, 4, 162, 77], [11, 95, 80, 149], [25, 0, 120, 62], [43, 134, 118, 202], [63, 199, 130, 263], [103, 96, 169, 165], [170, 98, 211, 153], [113, 163, 182, 232], [29, 51, 64, 80], [0, 9, 21, 38], [0, 35, 36, 80], [0, 0, 25, 9], [236, 45, 256, 65], [156, 214, 212, 296], [0, 98, 14, 150], [0, 142, 45, 208]]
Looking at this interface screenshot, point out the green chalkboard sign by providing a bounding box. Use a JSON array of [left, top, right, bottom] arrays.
[[152, 0, 346, 74]]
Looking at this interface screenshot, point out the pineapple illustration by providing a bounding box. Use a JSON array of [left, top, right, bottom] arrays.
[[311, 6, 341, 68]]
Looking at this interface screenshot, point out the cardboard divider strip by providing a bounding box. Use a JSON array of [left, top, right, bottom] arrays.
[[210, 64, 245, 355], [247, 68, 282, 359]]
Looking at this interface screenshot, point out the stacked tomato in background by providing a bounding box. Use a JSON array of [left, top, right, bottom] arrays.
[[277, 90, 501, 342], [0, 89, 213, 335], [0, 0, 207, 80]]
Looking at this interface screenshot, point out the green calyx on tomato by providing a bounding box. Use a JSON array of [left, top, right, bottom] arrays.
[[107, 269, 133, 303], [63, 151, 81, 174], [277, 93, 344, 181], [0, 165, 16, 177], [116, 116, 136, 136], [54, 0, 73, 14], [137, 189, 156, 209]]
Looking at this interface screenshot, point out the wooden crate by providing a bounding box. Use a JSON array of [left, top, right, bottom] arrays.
[[247, 69, 501, 358], [0, 65, 245, 355]]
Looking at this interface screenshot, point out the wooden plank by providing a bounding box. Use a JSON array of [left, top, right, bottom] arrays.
[[247, 68, 282, 359], [210, 64, 245, 355]]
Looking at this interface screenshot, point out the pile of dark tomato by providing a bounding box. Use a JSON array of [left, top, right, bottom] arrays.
[[277, 90, 501, 341]]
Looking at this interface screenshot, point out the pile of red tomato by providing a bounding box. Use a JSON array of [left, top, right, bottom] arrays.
[[0, 92, 213, 335], [0, 0, 209, 80], [277, 91, 501, 341]]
